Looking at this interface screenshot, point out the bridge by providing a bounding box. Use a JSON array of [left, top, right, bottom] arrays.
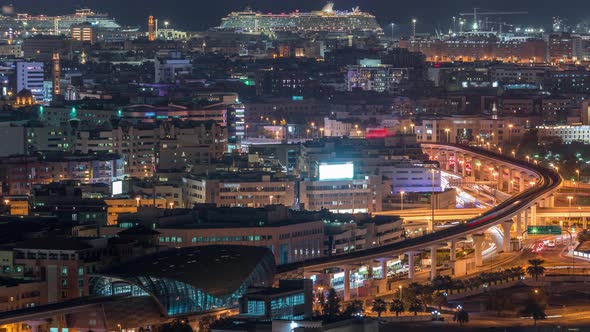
[[377, 207, 590, 223], [278, 143, 562, 300]]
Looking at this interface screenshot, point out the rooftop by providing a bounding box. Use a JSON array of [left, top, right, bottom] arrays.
[[99, 245, 275, 297]]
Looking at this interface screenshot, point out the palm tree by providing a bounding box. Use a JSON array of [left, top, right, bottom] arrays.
[[453, 309, 469, 325], [371, 298, 387, 317], [408, 298, 422, 316], [389, 299, 404, 317], [521, 295, 546, 327], [526, 259, 546, 281], [511, 266, 525, 280], [343, 300, 364, 317]]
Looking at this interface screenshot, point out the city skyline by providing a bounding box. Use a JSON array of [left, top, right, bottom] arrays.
[[5, 0, 590, 31]]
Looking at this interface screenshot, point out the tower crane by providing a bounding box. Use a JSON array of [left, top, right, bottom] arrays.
[[458, 8, 527, 31]]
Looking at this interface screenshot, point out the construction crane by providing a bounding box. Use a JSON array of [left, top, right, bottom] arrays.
[[459, 8, 527, 31]]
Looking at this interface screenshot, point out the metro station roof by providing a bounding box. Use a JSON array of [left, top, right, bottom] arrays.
[[99, 245, 275, 297]]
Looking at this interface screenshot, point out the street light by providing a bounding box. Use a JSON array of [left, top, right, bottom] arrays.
[[567, 196, 574, 225], [398, 285, 403, 300], [430, 168, 436, 232], [390, 23, 395, 42], [400, 191, 405, 211]]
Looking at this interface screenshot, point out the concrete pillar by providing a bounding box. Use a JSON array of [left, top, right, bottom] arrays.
[[519, 172, 525, 193], [449, 240, 456, 261], [343, 267, 350, 301], [453, 152, 458, 174], [473, 234, 485, 266], [547, 195, 555, 208], [407, 252, 416, 281], [26, 321, 43, 332], [524, 209, 529, 239], [380, 259, 387, 279], [530, 204, 537, 226], [430, 246, 438, 280], [501, 220, 513, 253], [516, 212, 522, 238], [461, 154, 466, 177]]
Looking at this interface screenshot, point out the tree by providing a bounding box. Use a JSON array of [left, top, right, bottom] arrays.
[[408, 298, 422, 316], [520, 291, 547, 327], [431, 291, 448, 310], [526, 259, 546, 281], [453, 309, 469, 325], [507, 266, 525, 281], [371, 298, 387, 317], [578, 229, 590, 244], [161, 318, 193, 332], [343, 300, 364, 317], [323, 288, 341, 318], [389, 299, 404, 317]]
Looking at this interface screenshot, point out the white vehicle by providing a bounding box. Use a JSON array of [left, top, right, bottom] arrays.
[[547, 240, 556, 247]]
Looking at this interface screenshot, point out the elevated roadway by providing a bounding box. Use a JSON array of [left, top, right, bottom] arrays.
[[278, 144, 562, 284]]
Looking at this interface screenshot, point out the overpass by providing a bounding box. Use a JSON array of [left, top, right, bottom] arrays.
[[278, 143, 562, 300], [377, 207, 590, 223]]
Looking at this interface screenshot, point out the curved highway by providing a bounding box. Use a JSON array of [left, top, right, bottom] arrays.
[[279, 143, 562, 272]]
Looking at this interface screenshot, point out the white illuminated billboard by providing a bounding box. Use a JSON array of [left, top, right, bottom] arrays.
[[319, 163, 354, 181], [112, 180, 123, 196]]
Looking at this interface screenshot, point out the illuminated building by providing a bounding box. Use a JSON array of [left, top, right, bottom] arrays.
[[400, 36, 547, 63], [537, 124, 590, 144], [93, 245, 275, 316], [0, 154, 125, 195], [324, 216, 404, 254], [70, 22, 96, 44], [239, 279, 313, 320], [415, 115, 532, 146], [52, 49, 60, 97], [13, 238, 108, 301], [346, 59, 409, 93], [154, 53, 192, 83], [299, 163, 382, 213], [227, 103, 246, 151], [218, 2, 382, 35], [182, 172, 296, 208], [16, 62, 44, 103], [148, 15, 155, 41]]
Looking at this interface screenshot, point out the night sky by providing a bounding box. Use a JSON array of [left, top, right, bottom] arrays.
[[4, 0, 590, 32]]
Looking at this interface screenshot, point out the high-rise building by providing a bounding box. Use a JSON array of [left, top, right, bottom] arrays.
[[16, 61, 44, 103], [148, 16, 155, 41], [52, 49, 60, 97]]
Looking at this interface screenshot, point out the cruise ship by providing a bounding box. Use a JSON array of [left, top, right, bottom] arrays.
[[6, 8, 120, 33], [217, 2, 382, 34]]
